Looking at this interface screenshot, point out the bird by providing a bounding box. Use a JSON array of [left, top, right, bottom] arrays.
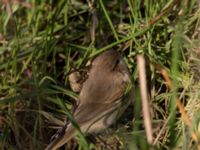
[[45, 50, 134, 150]]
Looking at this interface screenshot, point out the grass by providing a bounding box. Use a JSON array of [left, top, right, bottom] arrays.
[[0, 0, 200, 149]]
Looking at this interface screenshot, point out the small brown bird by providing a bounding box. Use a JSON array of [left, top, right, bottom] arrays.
[[45, 50, 133, 150]]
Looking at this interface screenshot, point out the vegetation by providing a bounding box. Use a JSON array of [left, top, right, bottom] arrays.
[[0, 0, 200, 149]]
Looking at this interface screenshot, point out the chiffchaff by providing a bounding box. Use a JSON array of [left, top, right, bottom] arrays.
[[45, 50, 133, 150]]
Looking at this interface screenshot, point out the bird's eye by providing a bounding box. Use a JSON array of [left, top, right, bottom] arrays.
[[116, 59, 120, 65], [112, 59, 120, 71]]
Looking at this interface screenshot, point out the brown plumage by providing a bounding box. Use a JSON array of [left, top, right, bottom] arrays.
[[45, 50, 133, 150]]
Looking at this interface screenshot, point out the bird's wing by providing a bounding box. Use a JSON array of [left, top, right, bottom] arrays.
[[75, 99, 123, 129]]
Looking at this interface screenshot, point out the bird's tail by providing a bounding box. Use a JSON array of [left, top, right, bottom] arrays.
[[45, 127, 75, 150]]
